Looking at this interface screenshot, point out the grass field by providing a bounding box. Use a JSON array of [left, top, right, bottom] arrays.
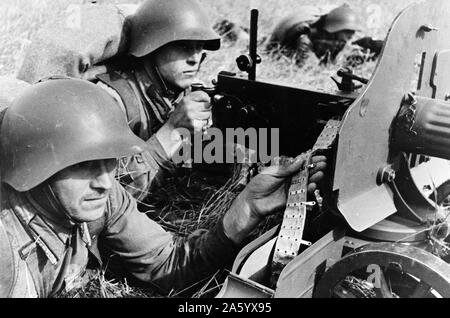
[[1, 0, 419, 89]]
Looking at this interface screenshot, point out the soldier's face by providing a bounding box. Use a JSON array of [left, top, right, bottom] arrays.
[[50, 159, 117, 222], [151, 40, 205, 90]]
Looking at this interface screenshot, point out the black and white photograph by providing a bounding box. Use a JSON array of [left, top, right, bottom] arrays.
[[0, 0, 449, 304]]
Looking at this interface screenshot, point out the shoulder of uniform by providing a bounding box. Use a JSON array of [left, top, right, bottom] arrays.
[[0, 214, 15, 297], [105, 179, 133, 225], [95, 80, 127, 114]]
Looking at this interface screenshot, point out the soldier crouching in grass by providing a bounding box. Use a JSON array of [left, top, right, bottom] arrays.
[[0, 78, 326, 298], [18, 0, 225, 202], [94, 0, 221, 201]]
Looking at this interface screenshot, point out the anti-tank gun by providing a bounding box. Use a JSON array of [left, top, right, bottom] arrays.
[[196, 0, 450, 298]]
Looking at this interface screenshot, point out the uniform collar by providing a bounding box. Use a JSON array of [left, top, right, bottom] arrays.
[[27, 184, 75, 231], [5, 185, 71, 264], [28, 184, 94, 247], [5, 184, 98, 266], [133, 60, 184, 122], [140, 59, 183, 101]]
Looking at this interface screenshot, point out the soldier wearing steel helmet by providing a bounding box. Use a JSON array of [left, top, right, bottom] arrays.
[[94, 0, 221, 200], [0, 77, 326, 297], [268, 4, 361, 65]]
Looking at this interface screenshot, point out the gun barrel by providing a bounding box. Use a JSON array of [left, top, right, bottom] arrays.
[[393, 96, 450, 160], [249, 9, 258, 81]]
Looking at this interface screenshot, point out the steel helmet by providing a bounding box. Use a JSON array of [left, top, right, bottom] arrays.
[[128, 0, 221, 57], [0, 77, 147, 192], [323, 4, 360, 33]]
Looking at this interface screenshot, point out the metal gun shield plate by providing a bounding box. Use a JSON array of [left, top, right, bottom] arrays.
[[333, 0, 450, 232]]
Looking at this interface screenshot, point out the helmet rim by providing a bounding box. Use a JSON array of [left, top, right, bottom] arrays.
[[128, 0, 221, 57], [0, 78, 147, 192]]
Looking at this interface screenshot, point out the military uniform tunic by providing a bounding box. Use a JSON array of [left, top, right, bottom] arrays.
[[0, 181, 237, 297], [95, 60, 183, 200]]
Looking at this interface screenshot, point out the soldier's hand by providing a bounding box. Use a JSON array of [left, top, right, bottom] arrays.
[[223, 155, 327, 245], [243, 155, 326, 218], [167, 91, 212, 133]]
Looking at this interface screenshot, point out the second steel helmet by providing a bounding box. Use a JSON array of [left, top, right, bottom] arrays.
[[323, 4, 360, 33], [128, 0, 221, 57], [0, 77, 147, 192]]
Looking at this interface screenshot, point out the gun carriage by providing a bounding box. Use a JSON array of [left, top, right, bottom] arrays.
[[194, 0, 450, 298]]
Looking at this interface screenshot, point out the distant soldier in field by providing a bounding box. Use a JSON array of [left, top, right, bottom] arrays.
[[268, 4, 361, 65], [0, 78, 326, 297]]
